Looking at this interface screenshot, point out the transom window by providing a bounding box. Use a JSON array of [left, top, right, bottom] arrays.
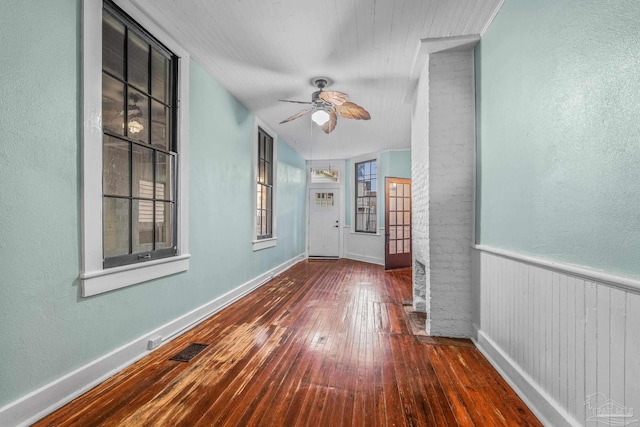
[[355, 159, 377, 233], [102, 1, 178, 268], [256, 127, 273, 239]]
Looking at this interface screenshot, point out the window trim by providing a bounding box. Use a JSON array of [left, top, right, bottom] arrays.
[[80, 0, 190, 297], [252, 117, 277, 251], [351, 154, 379, 234]]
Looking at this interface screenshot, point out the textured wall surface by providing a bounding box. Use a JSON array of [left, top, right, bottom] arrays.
[[476, 0, 640, 279], [0, 0, 306, 408], [411, 58, 430, 313], [427, 52, 475, 337]]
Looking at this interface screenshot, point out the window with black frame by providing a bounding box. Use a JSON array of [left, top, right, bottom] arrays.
[[355, 159, 377, 233], [101, 1, 178, 268], [256, 127, 273, 239]]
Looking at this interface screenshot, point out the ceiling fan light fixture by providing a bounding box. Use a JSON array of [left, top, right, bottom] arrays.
[[311, 108, 330, 126]]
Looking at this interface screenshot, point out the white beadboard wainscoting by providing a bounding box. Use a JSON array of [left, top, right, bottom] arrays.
[[472, 245, 640, 427]]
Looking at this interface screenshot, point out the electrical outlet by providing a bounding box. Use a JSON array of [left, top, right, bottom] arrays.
[[147, 335, 162, 350]]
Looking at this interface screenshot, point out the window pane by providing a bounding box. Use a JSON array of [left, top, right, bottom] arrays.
[[156, 152, 174, 201], [266, 209, 272, 236], [397, 183, 404, 197], [103, 136, 130, 196], [155, 201, 173, 249], [258, 161, 265, 184], [390, 197, 396, 211], [102, 74, 125, 136], [390, 226, 396, 240], [389, 183, 396, 196], [390, 212, 396, 226], [262, 186, 269, 211], [132, 144, 154, 198], [128, 89, 149, 143], [104, 197, 130, 257], [151, 99, 169, 149], [397, 227, 403, 240], [128, 31, 149, 91], [311, 169, 339, 183], [404, 197, 411, 211], [404, 226, 410, 237], [256, 210, 263, 234], [404, 184, 410, 196], [355, 160, 377, 232], [256, 184, 263, 210], [265, 139, 272, 163], [133, 199, 154, 253], [102, 11, 125, 78], [404, 212, 411, 225], [151, 49, 168, 102]]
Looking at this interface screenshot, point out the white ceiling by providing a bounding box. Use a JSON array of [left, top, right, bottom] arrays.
[[132, 0, 503, 160]]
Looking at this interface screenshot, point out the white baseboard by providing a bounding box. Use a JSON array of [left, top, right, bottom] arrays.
[[0, 253, 306, 427], [344, 252, 384, 266], [473, 330, 580, 427]]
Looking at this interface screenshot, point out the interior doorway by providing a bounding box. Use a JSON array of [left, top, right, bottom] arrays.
[[385, 177, 412, 270], [308, 188, 341, 258]]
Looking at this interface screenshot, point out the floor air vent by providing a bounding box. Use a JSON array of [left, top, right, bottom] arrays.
[[169, 343, 209, 362]]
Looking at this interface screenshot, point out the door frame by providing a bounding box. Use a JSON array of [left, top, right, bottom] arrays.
[[384, 177, 412, 270], [305, 160, 346, 259], [307, 188, 342, 258]]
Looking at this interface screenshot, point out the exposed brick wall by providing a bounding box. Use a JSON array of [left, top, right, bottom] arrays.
[[411, 51, 475, 338], [411, 56, 430, 313], [428, 51, 475, 337]]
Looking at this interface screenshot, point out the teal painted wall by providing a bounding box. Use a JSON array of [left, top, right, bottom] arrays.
[[0, 1, 306, 408], [379, 150, 412, 227], [476, 0, 640, 278]]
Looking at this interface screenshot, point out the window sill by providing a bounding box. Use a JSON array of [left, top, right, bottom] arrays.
[[80, 254, 190, 297], [253, 237, 277, 251]]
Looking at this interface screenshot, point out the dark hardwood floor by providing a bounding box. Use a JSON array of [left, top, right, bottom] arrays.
[[35, 259, 541, 426]]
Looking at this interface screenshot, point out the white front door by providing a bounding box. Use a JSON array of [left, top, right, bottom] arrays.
[[308, 189, 340, 257]]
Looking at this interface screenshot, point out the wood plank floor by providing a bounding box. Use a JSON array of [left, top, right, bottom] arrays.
[[35, 259, 541, 426]]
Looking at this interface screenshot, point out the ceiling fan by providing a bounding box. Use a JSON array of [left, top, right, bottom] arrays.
[[278, 77, 370, 134]]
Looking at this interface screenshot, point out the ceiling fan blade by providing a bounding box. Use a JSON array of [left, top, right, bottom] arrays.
[[322, 109, 338, 133], [335, 102, 371, 120], [319, 91, 349, 106], [279, 108, 312, 124], [278, 99, 313, 105]]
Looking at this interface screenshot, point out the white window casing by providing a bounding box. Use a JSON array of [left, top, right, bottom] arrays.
[[80, 0, 190, 296]]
